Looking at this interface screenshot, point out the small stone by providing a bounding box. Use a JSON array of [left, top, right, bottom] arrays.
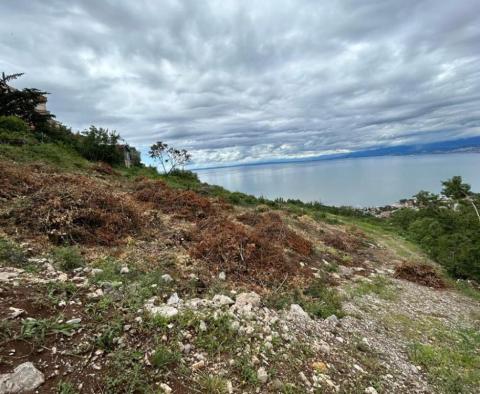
[[218, 271, 226, 280], [192, 360, 205, 370], [199, 320, 207, 332], [0, 362, 45, 393], [90, 268, 103, 276], [167, 293, 181, 305], [299, 371, 310, 386], [161, 274, 173, 282], [159, 383, 172, 393], [120, 266, 130, 274], [312, 361, 328, 373], [226, 380, 233, 393], [8, 307, 24, 319], [257, 367, 268, 384], [212, 294, 234, 307], [134, 316, 143, 324], [272, 378, 283, 390], [365, 387, 378, 394], [66, 318, 81, 325], [146, 305, 178, 319], [123, 325, 132, 332], [287, 304, 311, 322], [325, 315, 339, 325]]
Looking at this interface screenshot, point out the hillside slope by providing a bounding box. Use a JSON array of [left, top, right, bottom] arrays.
[[1, 157, 479, 394]]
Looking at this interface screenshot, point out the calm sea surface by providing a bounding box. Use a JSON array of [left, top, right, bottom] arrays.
[[196, 153, 480, 207]]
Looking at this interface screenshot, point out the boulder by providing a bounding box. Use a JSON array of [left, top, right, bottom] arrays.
[[0, 362, 44, 393], [287, 304, 311, 322], [234, 292, 261, 308], [146, 304, 178, 319], [212, 294, 234, 307]]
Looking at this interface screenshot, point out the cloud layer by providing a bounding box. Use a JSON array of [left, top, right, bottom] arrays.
[[1, 0, 480, 166]]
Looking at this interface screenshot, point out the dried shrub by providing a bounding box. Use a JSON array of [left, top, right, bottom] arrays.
[[3, 176, 142, 245], [134, 179, 215, 221], [92, 162, 117, 175], [239, 212, 313, 256], [190, 217, 288, 284], [394, 261, 446, 289], [322, 230, 364, 253], [190, 212, 312, 285], [0, 162, 43, 199]]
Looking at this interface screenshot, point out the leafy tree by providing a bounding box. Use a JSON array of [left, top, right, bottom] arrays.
[[149, 141, 191, 174], [391, 176, 480, 281], [442, 176, 479, 223], [414, 190, 439, 208], [78, 126, 123, 164], [0, 72, 55, 129]]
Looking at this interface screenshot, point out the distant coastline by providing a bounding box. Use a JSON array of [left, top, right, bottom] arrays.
[[193, 135, 480, 171]]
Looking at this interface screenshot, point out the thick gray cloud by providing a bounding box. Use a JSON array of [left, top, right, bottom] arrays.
[[1, 0, 480, 166]]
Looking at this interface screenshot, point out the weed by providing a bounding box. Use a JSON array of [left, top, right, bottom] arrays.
[[52, 246, 85, 272], [46, 281, 78, 304], [196, 374, 229, 393], [235, 356, 259, 386], [57, 380, 78, 394], [104, 350, 151, 393], [195, 313, 240, 355], [0, 320, 13, 341], [0, 237, 27, 267], [266, 278, 343, 319], [151, 344, 181, 370], [20, 317, 79, 344], [95, 323, 123, 351]]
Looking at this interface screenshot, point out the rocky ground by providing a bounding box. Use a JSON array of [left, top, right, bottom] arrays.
[[1, 161, 479, 393], [1, 241, 479, 393]]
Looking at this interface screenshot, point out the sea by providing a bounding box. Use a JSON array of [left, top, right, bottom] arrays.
[[196, 153, 480, 207]]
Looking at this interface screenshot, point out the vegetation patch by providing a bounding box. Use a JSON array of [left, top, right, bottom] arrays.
[[2, 172, 142, 245], [349, 276, 398, 301], [134, 178, 218, 221], [394, 261, 446, 289]]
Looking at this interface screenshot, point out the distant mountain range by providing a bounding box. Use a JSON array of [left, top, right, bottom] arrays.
[[195, 135, 480, 170]]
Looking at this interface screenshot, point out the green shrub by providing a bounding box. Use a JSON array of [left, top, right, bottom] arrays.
[[0, 115, 29, 133], [0, 237, 27, 267], [52, 246, 85, 272]]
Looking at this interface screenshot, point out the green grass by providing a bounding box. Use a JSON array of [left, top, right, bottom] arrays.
[[409, 327, 480, 393], [196, 374, 229, 393], [104, 350, 152, 393], [0, 142, 89, 169], [56, 380, 79, 394], [265, 278, 344, 319], [455, 280, 480, 302], [95, 321, 123, 351], [151, 344, 181, 370], [349, 276, 398, 301], [195, 313, 241, 355], [383, 314, 480, 393]]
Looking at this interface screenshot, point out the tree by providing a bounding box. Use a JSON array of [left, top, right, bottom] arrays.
[[442, 176, 480, 223], [414, 190, 439, 208], [0, 72, 55, 128], [78, 126, 123, 164], [149, 141, 192, 174]]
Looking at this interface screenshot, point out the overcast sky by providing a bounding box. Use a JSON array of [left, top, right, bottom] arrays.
[[1, 0, 480, 167]]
